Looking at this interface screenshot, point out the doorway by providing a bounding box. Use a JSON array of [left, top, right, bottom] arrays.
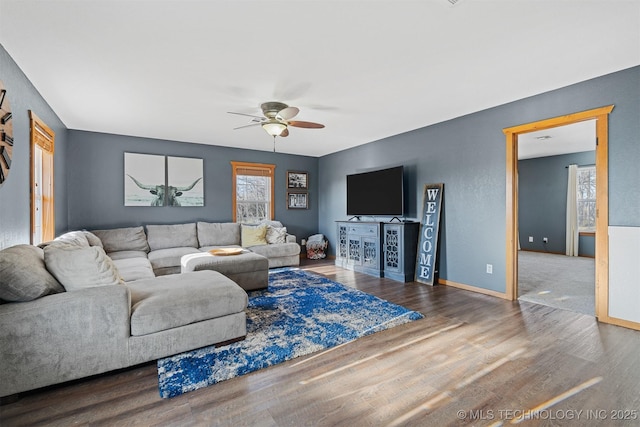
[[503, 105, 613, 321], [516, 121, 596, 315], [30, 111, 55, 245]]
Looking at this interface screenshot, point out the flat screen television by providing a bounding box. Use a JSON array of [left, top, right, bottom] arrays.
[[346, 166, 404, 216]]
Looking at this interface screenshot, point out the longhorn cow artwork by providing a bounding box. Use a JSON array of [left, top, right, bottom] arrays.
[[126, 175, 202, 206], [124, 153, 204, 206]]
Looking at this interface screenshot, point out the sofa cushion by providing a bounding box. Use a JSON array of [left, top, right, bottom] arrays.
[[44, 245, 124, 291], [147, 223, 198, 251], [241, 224, 268, 247], [197, 222, 240, 247], [249, 242, 301, 259], [147, 247, 201, 271], [0, 245, 65, 302], [107, 250, 148, 261], [112, 257, 155, 282], [127, 270, 248, 336], [265, 226, 287, 244], [92, 226, 150, 253]]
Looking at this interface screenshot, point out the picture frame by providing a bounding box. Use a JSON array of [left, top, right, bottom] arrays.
[[124, 152, 166, 206], [287, 171, 308, 190], [167, 156, 204, 206], [287, 192, 308, 209], [124, 153, 204, 207]]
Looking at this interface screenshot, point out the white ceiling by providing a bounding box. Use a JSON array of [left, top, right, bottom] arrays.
[[518, 120, 596, 160], [1, 0, 638, 157]]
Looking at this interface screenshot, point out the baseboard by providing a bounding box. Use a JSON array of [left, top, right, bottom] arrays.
[[438, 278, 509, 300], [519, 248, 564, 256], [519, 249, 594, 258], [598, 314, 640, 331]]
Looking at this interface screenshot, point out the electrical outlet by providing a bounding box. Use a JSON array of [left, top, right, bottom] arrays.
[[528, 236, 534, 243], [543, 237, 548, 243], [486, 264, 493, 274]]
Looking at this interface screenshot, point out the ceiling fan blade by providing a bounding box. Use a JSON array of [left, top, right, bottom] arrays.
[[280, 128, 289, 137], [276, 106, 299, 121], [288, 120, 325, 129], [228, 111, 265, 121], [233, 123, 262, 130]]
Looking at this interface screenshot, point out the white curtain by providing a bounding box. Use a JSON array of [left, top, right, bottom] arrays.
[[565, 164, 579, 256]]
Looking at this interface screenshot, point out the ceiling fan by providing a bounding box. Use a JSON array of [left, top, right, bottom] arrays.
[[228, 101, 324, 150]]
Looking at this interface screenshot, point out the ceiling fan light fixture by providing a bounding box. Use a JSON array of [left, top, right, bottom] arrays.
[[262, 122, 287, 137]]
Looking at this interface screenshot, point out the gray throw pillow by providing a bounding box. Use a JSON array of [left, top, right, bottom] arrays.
[[0, 245, 65, 302], [54, 231, 91, 247], [82, 230, 103, 248], [265, 226, 287, 244], [44, 244, 124, 291]]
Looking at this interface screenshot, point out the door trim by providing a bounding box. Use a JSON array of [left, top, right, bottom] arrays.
[[503, 105, 613, 321]]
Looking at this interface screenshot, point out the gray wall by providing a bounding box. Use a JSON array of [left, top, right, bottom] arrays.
[[67, 130, 319, 242], [518, 151, 595, 255], [0, 45, 68, 249], [318, 66, 640, 294]]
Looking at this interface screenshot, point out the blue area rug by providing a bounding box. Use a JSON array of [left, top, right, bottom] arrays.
[[157, 268, 423, 398]]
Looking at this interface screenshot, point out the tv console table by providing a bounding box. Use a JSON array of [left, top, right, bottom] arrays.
[[335, 221, 419, 282]]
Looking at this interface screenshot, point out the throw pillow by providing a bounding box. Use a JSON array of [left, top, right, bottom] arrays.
[[0, 245, 65, 302], [53, 231, 90, 248], [44, 245, 124, 291], [241, 224, 268, 247], [82, 230, 104, 248], [265, 226, 287, 244], [260, 219, 284, 229]]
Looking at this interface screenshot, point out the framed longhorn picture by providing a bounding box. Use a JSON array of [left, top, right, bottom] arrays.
[[124, 153, 204, 207], [124, 153, 166, 206]]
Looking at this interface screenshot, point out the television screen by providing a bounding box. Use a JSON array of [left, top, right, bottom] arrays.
[[347, 166, 404, 216]]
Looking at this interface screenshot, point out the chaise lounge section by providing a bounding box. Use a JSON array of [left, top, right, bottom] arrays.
[[0, 220, 300, 398]]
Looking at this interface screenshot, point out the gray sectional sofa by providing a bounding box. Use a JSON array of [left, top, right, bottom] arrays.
[[95, 220, 300, 281], [0, 220, 300, 398]]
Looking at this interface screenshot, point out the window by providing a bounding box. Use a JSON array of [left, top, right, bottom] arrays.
[[30, 111, 55, 244], [577, 166, 596, 232], [231, 161, 275, 223]]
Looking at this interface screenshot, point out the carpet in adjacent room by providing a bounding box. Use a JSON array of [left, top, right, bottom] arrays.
[[518, 251, 595, 315], [157, 268, 423, 398]]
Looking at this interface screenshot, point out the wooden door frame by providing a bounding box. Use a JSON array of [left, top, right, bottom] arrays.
[[29, 111, 55, 244], [503, 105, 613, 321]]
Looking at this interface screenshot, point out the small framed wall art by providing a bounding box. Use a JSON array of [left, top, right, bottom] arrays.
[[287, 192, 308, 209], [287, 171, 308, 190]]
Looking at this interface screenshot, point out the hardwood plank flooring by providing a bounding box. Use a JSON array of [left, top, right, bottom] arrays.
[[2, 259, 639, 426]]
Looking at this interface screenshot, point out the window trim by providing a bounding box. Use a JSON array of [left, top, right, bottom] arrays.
[[231, 161, 275, 222]]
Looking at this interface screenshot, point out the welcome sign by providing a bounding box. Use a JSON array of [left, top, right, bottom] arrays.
[[415, 183, 443, 285]]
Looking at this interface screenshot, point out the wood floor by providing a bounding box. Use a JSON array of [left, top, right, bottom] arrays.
[[2, 259, 639, 426]]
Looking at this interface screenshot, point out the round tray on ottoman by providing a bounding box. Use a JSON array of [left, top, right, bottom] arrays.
[[181, 250, 269, 291]]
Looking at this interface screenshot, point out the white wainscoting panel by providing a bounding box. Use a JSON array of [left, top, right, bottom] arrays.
[[608, 226, 640, 323]]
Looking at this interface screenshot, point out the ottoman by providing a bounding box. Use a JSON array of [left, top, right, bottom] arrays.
[[181, 250, 269, 291]]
